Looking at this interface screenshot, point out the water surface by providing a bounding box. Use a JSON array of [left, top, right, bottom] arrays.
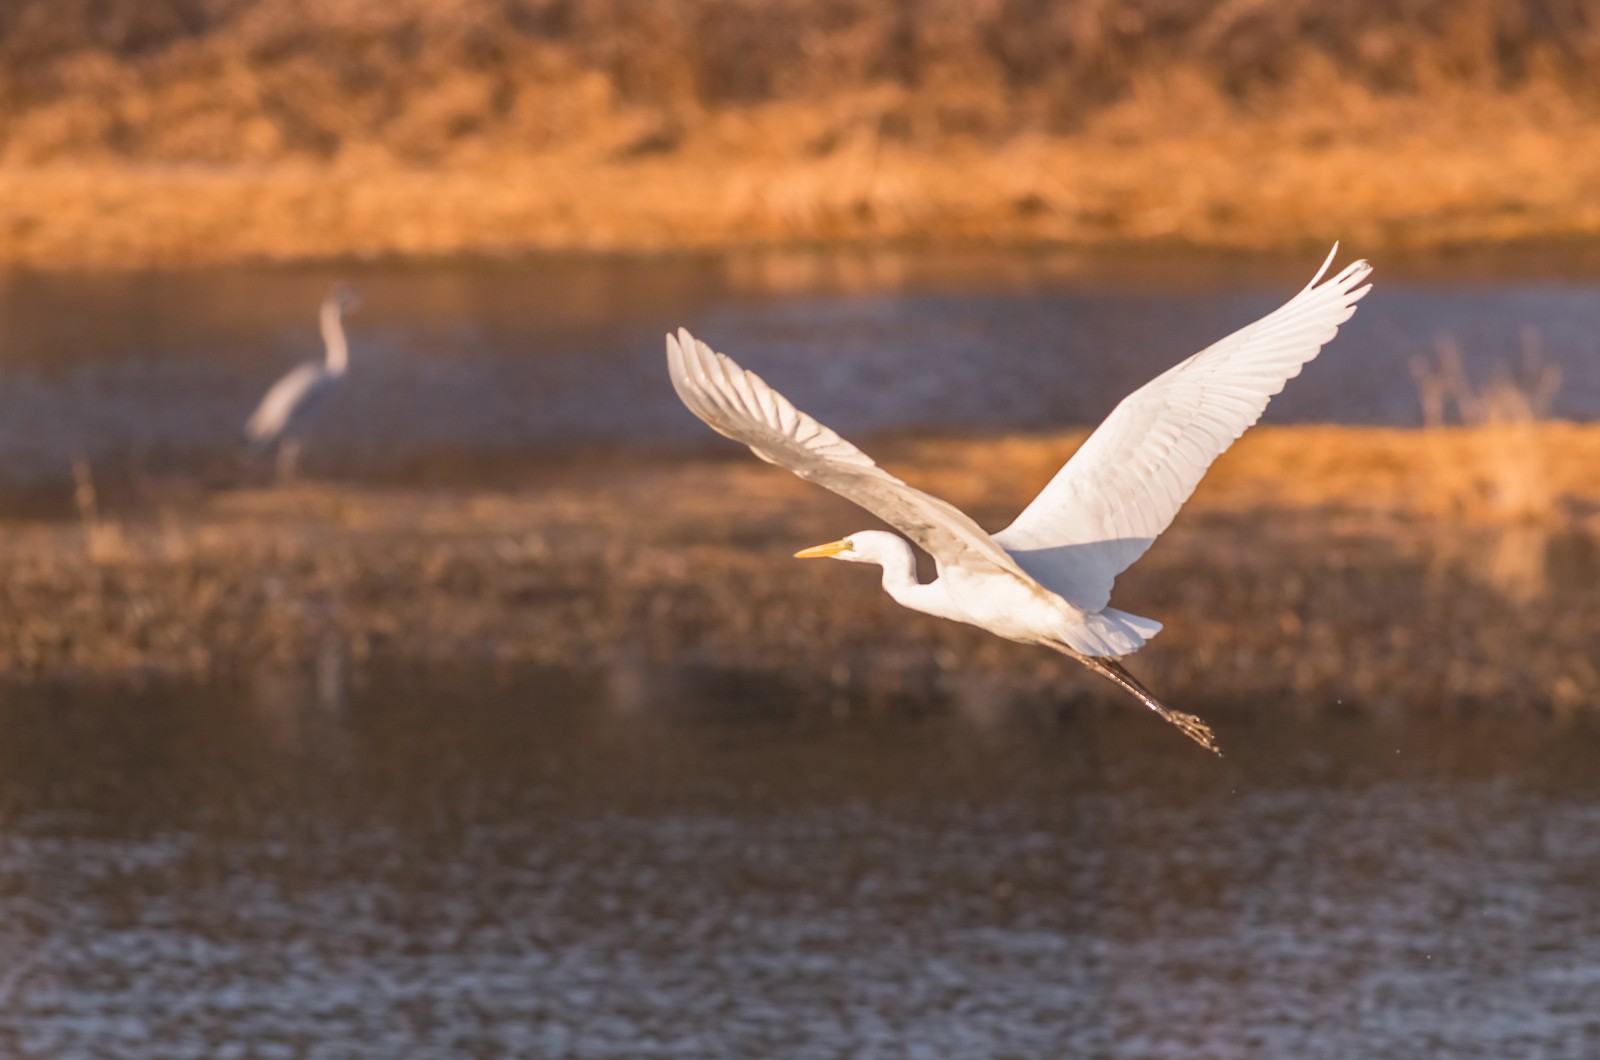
[[1, 664, 1596, 1058], [2, 246, 1598, 500]]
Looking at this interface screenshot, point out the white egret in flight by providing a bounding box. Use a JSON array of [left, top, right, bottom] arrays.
[[244, 285, 359, 481], [666, 247, 1372, 752]]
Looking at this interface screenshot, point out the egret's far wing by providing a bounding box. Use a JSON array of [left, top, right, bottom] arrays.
[[667, 328, 1026, 578], [993, 247, 1373, 611]]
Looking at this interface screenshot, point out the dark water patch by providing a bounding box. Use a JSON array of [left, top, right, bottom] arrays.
[[1, 247, 1598, 507], [0, 663, 1597, 1058]]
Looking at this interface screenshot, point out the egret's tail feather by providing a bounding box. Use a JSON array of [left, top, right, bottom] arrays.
[[1105, 608, 1162, 640], [1065, 608, 1164, 657], [1099, 608, 1163, 650], [1070, 651, 1221, 755]]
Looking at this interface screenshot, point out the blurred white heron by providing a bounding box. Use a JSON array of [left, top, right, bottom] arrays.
[[667, 247, 1373, 752], [245, 285, 359, 481]]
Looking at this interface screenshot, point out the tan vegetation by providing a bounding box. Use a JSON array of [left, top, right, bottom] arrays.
[[4, 1, 1600, 267], [1410, 339, 1575, 601], [1412, 335, 1563, 519], [4, 424, 1597, 716]]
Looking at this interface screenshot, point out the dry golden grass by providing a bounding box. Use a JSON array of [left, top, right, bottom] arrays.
[[3, 424, 1598, 713], [4, 1, 1600, 266], [1411, 336, 1564, 520], [7, 90, 1600, 267]]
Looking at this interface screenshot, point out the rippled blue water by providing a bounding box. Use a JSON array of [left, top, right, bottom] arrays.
[[1, 246, 1597, 499], [0, 665, 1596, 1058]]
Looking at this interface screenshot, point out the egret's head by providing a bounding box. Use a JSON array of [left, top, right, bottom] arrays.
[[794, 530, 904, 565], [326, 282, 362, 314]]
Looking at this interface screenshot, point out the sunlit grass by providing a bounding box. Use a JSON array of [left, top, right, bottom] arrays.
[[1411, 332, 1563, 523], [5, 2, 1600, 265], [4, 425, 1599, 714]]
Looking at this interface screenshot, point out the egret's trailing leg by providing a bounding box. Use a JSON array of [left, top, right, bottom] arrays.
[[1070, 650, 1220, 754]]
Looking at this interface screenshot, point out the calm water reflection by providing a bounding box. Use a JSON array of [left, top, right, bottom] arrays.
[[2, 247, 1600, 500], [0, 664, 1596, 1058]]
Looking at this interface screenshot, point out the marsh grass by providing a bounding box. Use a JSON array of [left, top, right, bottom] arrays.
[[71, 456, 130, 565], [1409, 335, 1587, 603], [1411, 333, 1563, 522], [5, 1, 1600, 264], [6, 0, 1599, 164], [5, 426, 1600, 714]]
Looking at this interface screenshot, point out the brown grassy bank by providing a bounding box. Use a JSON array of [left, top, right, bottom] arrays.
[[3, 424, 1598, 717], [4, 1, 1600, 267]]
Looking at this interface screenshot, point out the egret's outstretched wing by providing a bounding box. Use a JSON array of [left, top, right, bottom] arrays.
[[994, 246, 1373, 611], [667, 328, 1027, 579]]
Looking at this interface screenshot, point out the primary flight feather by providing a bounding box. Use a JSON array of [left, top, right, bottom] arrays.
[[667, 247, 1373, 752]]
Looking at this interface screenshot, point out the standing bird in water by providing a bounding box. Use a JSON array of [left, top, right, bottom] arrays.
[[245, 284, 359, 482], [667, 247, 1372, 752]]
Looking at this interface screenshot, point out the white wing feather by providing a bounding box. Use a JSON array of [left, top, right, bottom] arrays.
[[993, 246, 1373, 611], [245, 362, 334, 445], [667, 328, 1029, 579]]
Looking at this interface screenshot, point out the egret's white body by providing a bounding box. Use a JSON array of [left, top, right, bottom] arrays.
[[666, 247, 1373, 752], [245, 287, 356, 478]]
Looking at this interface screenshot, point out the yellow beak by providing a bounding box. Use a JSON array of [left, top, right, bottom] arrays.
[[794, 539, 852, 559]]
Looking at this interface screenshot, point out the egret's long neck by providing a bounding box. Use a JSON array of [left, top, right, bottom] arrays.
[[874, 538, 921, 599], [321, 299, 349, 375], [872, 538, 959, 621]]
